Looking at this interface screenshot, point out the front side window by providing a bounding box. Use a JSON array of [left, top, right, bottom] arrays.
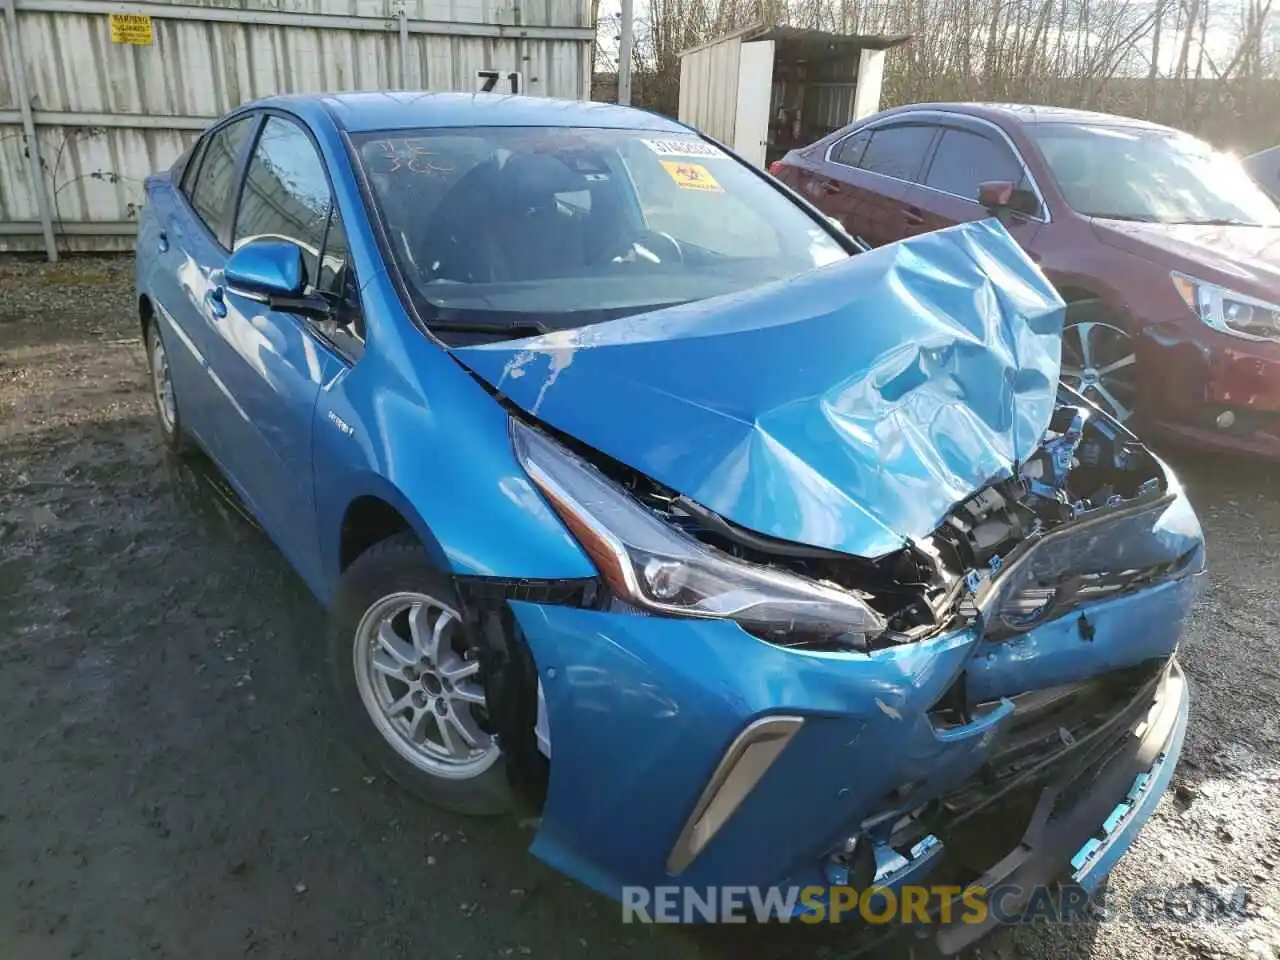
[[189, 116, 253, 242], [1030, 123, 1280, 225], [924, 128, 1026, 204], [355, 127, 847, 339], [1247, 148, 1280, 201], [318, 205, 351, 299], [234, 117, 333, 284], [857, 125, 935, 182]]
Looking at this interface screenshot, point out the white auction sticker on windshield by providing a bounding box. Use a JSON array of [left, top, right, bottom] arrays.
[[639, 138, 727, 160]]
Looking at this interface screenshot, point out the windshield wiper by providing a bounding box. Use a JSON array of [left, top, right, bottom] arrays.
[[426, 318, 549, 336], [1175, 217, 1258, 226], [1086, 213, 1162, 223]]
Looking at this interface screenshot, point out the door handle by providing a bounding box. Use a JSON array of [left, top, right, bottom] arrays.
[[904, 206, 925, 227], [822, 180, 841, 195], [206, 285, 228, 319], [157, 230, 169, 253]]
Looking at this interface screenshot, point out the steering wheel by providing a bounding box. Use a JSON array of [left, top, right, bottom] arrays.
[[605, 229, 684, 266]]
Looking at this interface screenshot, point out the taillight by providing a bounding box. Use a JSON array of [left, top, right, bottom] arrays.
[[767, 160, 785, 176]]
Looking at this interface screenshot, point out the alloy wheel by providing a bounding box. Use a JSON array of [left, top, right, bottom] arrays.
[[352, 592, 499, 780], [149, 328, 177, 433], [1060, 321, 1138, 423]]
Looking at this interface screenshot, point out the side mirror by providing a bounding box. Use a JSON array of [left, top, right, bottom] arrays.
[[225, 238, 306, 300], [978, 180, 1040, 218], [225, 238, 333, 319]]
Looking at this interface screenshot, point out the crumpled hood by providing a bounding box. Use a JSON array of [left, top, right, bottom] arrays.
[[453, 220, 1065, 558]]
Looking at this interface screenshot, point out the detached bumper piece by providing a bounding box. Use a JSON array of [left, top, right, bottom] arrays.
[[913, 658, 1188, 956]]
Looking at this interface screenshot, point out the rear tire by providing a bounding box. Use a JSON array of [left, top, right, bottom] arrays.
[[145, 318, 194, 455], [328, 533, 513, 816]]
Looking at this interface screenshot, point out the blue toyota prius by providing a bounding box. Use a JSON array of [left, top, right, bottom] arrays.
[[136, 91, 1204, 949]]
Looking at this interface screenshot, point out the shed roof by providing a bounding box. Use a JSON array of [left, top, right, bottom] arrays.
[[679, 23, 910, 60]]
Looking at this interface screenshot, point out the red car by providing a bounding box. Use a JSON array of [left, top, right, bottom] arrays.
[[772, 103, 1280, 458]]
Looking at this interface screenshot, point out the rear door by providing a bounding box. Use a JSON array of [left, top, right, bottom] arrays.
[[904, 121, 1045, 250], [157, 114, 258, 463], [208, 114, 358, 586], [808, 121, 937, 248]]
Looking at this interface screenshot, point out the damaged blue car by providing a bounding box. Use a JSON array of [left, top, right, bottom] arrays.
[[136, 93, 1204, 952]]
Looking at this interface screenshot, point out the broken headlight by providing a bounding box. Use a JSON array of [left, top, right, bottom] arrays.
[[1173, 272, 1280, 342], [512, 419, 885, 647]]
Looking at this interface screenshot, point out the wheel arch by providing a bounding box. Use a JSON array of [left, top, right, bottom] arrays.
[[139, 293, 155, 339], [1057, 287, 1131, 331], [330, 480, 452, 589]]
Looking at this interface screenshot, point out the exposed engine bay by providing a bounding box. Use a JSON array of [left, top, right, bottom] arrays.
[[599, 388, 1173, 652]]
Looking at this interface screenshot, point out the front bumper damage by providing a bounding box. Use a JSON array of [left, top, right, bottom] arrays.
[[1139, 321, 1280, 456], [922, 657, 1187, 955], [504, 488, 1202, 951]]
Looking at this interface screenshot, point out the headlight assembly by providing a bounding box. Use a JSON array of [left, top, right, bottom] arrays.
[[511, 419, 885, 648], [1172, 272, 1280, 342]]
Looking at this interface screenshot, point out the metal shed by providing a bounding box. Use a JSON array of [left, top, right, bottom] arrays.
[[678, 25, 909, 168], [0, 0, 595, 257]]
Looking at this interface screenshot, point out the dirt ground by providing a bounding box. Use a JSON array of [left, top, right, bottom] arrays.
[[1, 256, 1277, 960]]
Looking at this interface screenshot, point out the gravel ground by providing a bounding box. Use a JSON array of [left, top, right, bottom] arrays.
[[1, 255, 1277, 960]]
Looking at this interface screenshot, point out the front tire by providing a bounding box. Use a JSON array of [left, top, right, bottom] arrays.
[[1060, 300, 1139, 425], [328, 534, 512, 816]]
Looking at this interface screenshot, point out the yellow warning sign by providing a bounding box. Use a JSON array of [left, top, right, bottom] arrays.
[[661, 161, 722, 192], [109, 13, 154, 45]]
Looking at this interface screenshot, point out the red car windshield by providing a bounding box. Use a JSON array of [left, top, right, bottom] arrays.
[[1031, 123, 1280, 227]]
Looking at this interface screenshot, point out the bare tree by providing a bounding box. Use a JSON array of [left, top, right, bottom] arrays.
[[611, 0, 1278, 151]]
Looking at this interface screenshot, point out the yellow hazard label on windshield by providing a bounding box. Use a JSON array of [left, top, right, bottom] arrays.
[[661, 161, 722, 192]]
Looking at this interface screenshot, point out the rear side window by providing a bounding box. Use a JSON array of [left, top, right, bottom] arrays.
[[178, 136, 208, 197], [234, 116, 333, 286], [924, 128, 1024, 202], [858, 125, 935, 182], [831, 129, 871, 168], [189, 117, 253, 243]]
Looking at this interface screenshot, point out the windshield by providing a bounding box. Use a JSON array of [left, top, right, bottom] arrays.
[[1029, 123, 1280, 226], [355, 127, 847, 336]]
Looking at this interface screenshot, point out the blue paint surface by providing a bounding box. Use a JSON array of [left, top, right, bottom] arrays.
[[455, 219, 1066, 558], [134, 93, 1203, 918]]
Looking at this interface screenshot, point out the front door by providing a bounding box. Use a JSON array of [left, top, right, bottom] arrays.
[[902, 123, 1045, 252], [205, 114, 355, 587]]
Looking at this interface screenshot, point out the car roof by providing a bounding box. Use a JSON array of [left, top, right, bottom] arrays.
[[248, 91, 690, 134], [886, 101, 1179, 132]]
